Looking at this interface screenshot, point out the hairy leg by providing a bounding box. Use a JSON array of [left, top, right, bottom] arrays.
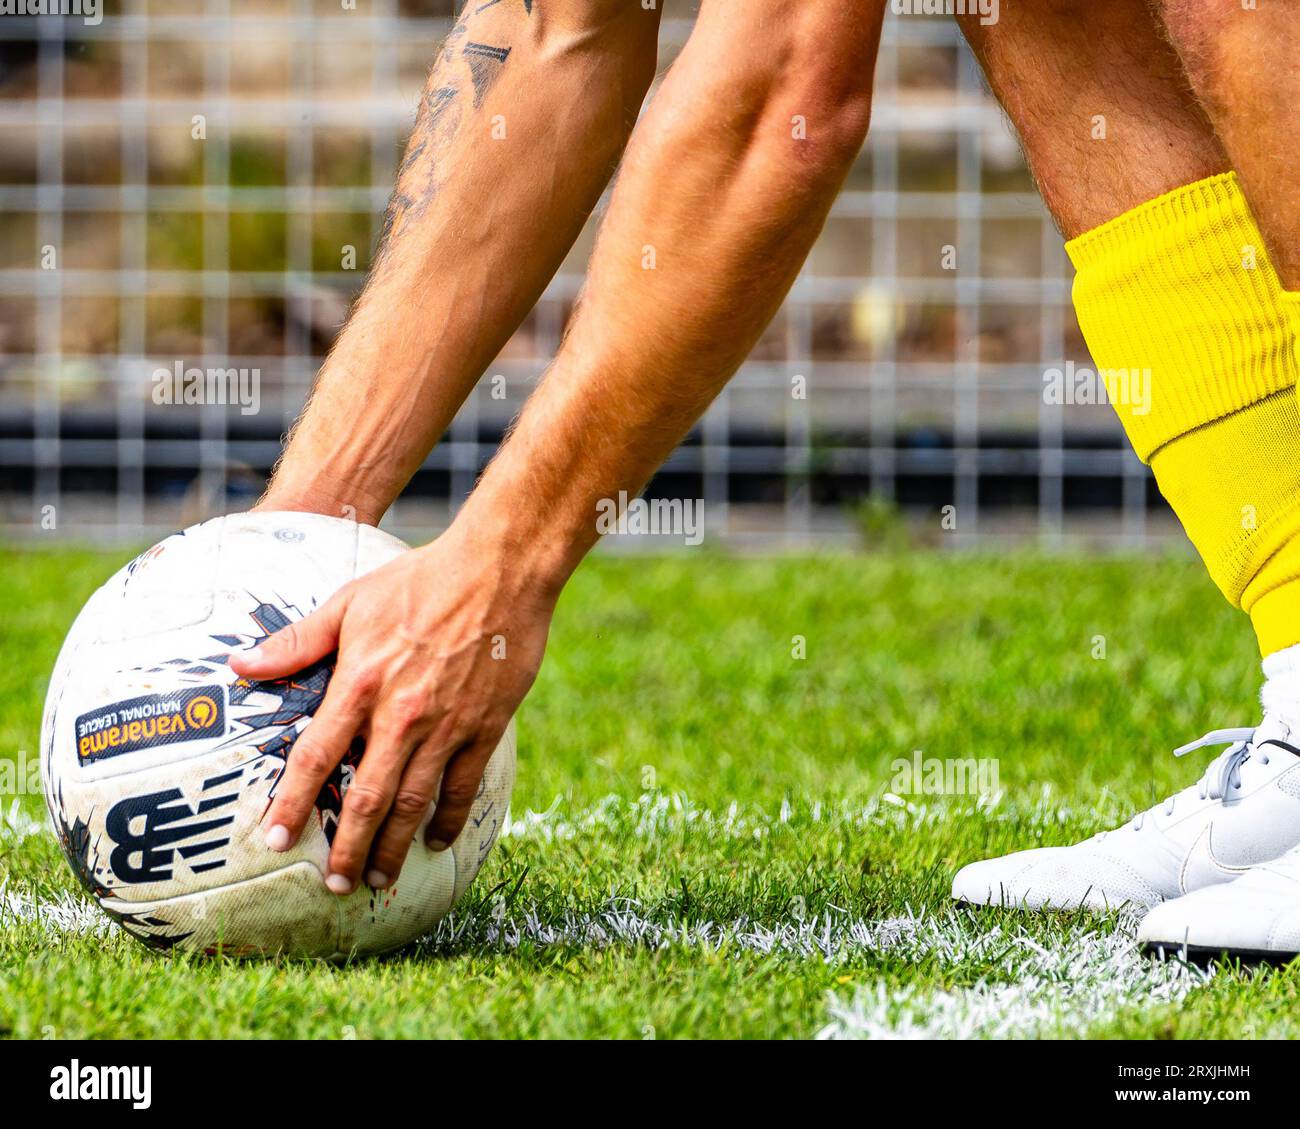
[[961, 0, 1300, 660], [949, 0, 1300, 920], [959, 0, 1226, 237], [262, 0, 661, 523], [1156, 0, 1300, 287]]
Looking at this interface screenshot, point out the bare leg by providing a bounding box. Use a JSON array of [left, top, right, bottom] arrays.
[[1156, 0, 1300, 287], [959, 0, 1226, 237], [949, 2, 1300, 923]]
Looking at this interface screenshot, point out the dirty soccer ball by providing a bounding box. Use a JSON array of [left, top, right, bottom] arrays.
[[40, 512, 515, 958]]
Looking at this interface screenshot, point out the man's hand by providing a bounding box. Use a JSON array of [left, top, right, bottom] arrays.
[[240, 0, 883, 901], [228, 523, 555, 894]]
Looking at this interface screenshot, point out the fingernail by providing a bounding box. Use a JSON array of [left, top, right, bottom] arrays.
[[366, 870, 390, 889], [428, 839, 449, 853], [265, 824, 291, 851], [326, 873, 354, 895]]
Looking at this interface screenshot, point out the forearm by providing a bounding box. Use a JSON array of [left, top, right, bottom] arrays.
[[233, 1, 882, 889], [264, 2, 660, 523], [458, 0, 883, 591]]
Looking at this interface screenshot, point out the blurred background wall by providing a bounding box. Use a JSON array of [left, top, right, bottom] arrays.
[[0, 0, 1177, 547]]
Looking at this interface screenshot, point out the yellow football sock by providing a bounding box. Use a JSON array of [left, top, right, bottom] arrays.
[[1283, 290, 1300, 369], [1066, 172, 1300, 656]]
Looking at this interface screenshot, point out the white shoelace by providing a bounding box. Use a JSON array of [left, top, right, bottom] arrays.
[[1128, 727, 1265, 831]]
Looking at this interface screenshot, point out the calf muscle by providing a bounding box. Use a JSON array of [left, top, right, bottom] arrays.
[[959, 0, 1225, 237], [1157, 0, 1300, 285]]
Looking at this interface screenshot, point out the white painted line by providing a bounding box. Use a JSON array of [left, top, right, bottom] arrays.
[[0, 887, 111, 936], [0, 798, 50, 843], [817, 920, 1212, 1039], [6, 790, 1198, 1039]]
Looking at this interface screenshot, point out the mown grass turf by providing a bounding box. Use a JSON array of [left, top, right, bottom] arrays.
[[1, 545, 1293, 1039]]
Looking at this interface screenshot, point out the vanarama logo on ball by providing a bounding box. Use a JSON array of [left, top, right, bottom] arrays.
[[75, 687, 226, 765]]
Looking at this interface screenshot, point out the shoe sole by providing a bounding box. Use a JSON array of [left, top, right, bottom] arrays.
[[954, 895, 1150, 914], [1141, 940, 1300, 967]]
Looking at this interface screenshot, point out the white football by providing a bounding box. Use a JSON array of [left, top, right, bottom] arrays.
[[39, 511, 515, 958]]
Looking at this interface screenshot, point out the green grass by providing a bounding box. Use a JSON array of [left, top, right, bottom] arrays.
[[2, 546, 1297, 1039]]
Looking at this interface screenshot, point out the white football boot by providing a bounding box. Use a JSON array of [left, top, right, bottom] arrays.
[[1138, 845, 1300, 963], [952, 714, 1300, 913]]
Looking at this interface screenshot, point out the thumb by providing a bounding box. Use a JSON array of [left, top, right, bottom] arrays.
[[229, 593, 347, 678]]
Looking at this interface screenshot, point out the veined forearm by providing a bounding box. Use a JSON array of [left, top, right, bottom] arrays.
[[459, 0, 884, 590], [265, 2, 660, 522], [229, 0, 887, 896]]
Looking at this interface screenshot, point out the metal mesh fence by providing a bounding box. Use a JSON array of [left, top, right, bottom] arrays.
[[0, 1, 1165, 547]]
